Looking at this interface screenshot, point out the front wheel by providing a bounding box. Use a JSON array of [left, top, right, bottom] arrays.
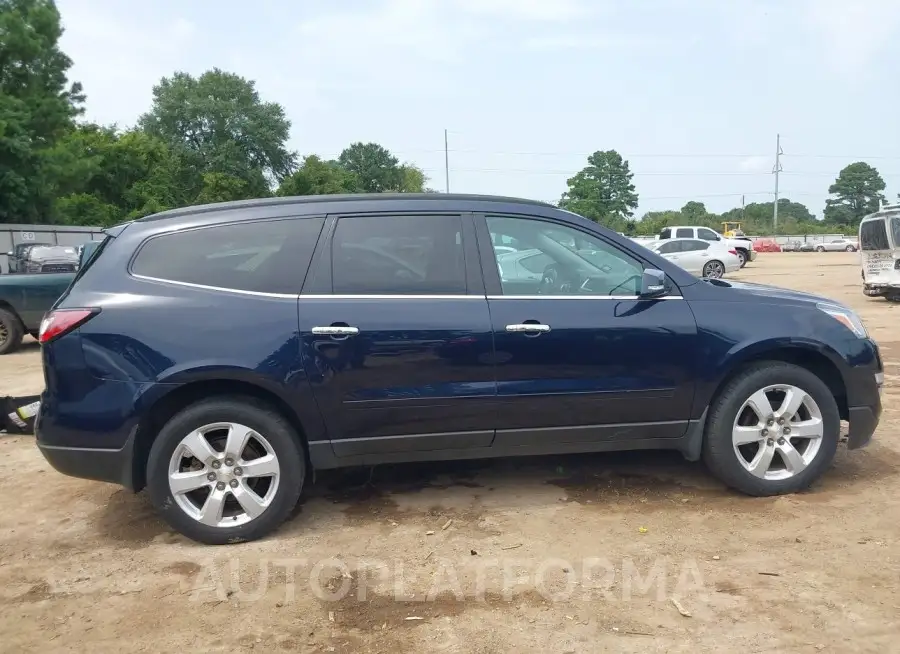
[[816, 246, 826, 252], [845, 245, 856, 252], [702, 362, 839, 496], [147, 396, 306, 545], [702, 260, 725, 279]]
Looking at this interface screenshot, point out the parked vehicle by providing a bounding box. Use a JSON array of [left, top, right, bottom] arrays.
[[644, 238, 741, 278], [752, 239, 782, 253], [37, 194, 883, 544], [815, 238, 858, 253], [659, 226, 756, 267], [781, 241, 802, 252], [9, 244, 79, 274], [859, 204, 900, 301], [0, 272, 75, 354], [799, 243, 816, 253], [5, 242, 52, 274]]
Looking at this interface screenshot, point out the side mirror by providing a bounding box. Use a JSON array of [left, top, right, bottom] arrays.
[[639, 268, 667, 298], [6, 251, 13, 257]]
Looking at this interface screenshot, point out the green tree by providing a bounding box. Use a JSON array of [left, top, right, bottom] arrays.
[[559, 150, 638, 227], [277, 155, 361, 196], [396, 163, 427, 193], [48, 124, 200, 224], [823, 162, 886, 225], [337, 142, 402, 193], [680, 201, 708, 223], [139, 68, 295, 197], [0, 0, 84, 222]]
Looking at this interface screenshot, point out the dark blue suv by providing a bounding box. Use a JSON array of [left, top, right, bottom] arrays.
[[36, 194, 883, 544]]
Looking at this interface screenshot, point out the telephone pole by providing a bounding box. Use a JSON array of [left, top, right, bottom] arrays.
[[772, 133, 783, 231], [444, 129, 450, 193]]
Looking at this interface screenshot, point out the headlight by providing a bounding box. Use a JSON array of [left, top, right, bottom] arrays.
[[817, 303, 868, 338]]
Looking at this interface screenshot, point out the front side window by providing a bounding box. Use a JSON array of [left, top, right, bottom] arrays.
[[697, 228, 719, 241], [332, 214, 465, 295], [660, 228, 672, 239], [131, 217, 325, 294], [486, 215, 644, 296]]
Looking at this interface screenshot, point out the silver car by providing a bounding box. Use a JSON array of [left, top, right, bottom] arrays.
[[815, 238, 858, 252]]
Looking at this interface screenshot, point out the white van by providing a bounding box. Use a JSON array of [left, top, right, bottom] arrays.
[[859, 204, 900, 301]]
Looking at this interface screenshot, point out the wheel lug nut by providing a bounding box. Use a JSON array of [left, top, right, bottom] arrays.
[[767, 438, 774, 446], [777, 437, 785, 445], [207, 472, 216, 481], [224, 458, 234, 466], [777, 418, 785, 425], [234, 467, 243, 476], [783, 427, 791, 435], [230, 479, 239, 488], [216, 481, 226, 490], [211, 461, 221, 469], [767, 418, 775, 426], [761, 429, 769, 436]]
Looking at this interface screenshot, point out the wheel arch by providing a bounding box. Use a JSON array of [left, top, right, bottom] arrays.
[[131, 377, 312, 492], [0, 301, 25, 329], [700, 342, 849, 422]]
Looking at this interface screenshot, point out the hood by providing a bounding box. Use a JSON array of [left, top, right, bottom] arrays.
[[703, 278, 845, 308]]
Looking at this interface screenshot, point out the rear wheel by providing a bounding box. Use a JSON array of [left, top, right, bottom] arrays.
[[845, 245, 856, 252], [0, 308, 24, 355], [736, 250, 748, 267], [816, 246, 825, 252], [702, 362, 839, 496], [147, 396, 305, 545], [702, 260, 725, 278]]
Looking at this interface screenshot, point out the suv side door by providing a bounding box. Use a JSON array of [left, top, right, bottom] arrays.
[[299, 212, 496, 460], [475, 213, 698, 447]]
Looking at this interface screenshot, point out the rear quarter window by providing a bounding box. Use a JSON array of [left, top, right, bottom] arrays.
[[131, 217, 325, 295]]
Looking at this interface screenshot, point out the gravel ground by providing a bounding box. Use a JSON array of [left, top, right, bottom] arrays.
[[0, 251, 897, 653]]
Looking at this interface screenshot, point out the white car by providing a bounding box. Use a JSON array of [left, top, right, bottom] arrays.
[[646, 238, 741, 278], [658, 226, 756, 267], [815, 238, 858, 252]]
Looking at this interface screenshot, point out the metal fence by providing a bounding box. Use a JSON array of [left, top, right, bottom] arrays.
[[1, 223, 105, 274]]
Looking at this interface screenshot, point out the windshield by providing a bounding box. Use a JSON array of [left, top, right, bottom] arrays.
[[28, 245, 77, 259], [860, 219, 891, 251]]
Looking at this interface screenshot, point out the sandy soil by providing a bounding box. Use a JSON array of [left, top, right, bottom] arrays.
[[0, 252, 898, 653]]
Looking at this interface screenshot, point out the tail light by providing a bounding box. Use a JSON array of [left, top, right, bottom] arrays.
[[38, 308, 99, 344]]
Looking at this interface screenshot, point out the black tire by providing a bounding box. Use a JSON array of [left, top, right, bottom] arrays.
[[702, 260, 725, 279], [845, 245, 856, 252], [816, 246, 825, 252], [147, 395, 306, 545], [0, 308, 24, 355], [702, 362, 840, 496], [736, 250, 747, 267]]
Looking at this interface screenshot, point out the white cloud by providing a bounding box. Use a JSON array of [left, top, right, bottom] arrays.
[[525, 33, 664, 51], [452, 0, 591, 22], [739, 156, 771, 173]]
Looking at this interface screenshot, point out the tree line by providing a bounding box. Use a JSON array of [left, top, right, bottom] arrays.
[[1, 0, 893, 235]]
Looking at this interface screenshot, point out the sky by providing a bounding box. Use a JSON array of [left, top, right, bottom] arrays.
[[56, 0, 900, 220]]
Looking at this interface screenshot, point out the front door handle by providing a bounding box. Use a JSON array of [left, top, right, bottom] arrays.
[[312, 325, 360, 336], [506, 323, 551, 333]]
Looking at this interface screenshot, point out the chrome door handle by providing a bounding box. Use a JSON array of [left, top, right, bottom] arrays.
[[312, 326, 359, 336], [506, 323, 551, 333]]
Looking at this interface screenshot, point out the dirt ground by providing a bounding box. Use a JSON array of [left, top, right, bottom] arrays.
[[1, 252, 898, 653]]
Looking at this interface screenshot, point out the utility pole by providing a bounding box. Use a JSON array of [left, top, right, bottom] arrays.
[[741, 194, 745, 221], [772, 133, 783, 232], [444, 129, 450, 193]]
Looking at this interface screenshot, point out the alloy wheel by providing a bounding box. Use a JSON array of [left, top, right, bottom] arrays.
[[0, 322, 7, 347], [704, 261, 725, 278], [167, 422, 281, 527], [731, 384, 824, 481]]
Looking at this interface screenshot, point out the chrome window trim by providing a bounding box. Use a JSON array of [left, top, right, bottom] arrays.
[[131, 275, 685, 301]]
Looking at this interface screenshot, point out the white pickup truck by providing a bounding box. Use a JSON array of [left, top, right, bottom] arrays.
[[659, 226, 757, 267]]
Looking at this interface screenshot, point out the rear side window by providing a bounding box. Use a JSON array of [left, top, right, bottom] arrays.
[[683, 240, 708, 251], [860, 220, 889, 251], [132, 217, 325, 294], [675, 228, 693, 238], [332, 214, 465, 295], [657, 241, 680, 254]]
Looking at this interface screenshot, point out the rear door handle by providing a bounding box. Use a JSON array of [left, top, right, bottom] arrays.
[[312, 326, 359, 336], [506, 323, 551, 333]]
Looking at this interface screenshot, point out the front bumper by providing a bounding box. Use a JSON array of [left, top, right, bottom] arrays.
[[846, 371, 883, 449], [748, 250, 758, 262]]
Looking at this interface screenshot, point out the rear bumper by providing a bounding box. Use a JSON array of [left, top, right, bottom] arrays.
[[37, 434, 136, 489]]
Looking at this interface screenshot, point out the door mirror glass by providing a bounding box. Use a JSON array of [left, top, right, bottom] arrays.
[[640, 268, 667, 298]]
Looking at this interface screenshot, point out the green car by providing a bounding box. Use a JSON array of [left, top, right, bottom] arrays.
[[0, 240, 102, 354]]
